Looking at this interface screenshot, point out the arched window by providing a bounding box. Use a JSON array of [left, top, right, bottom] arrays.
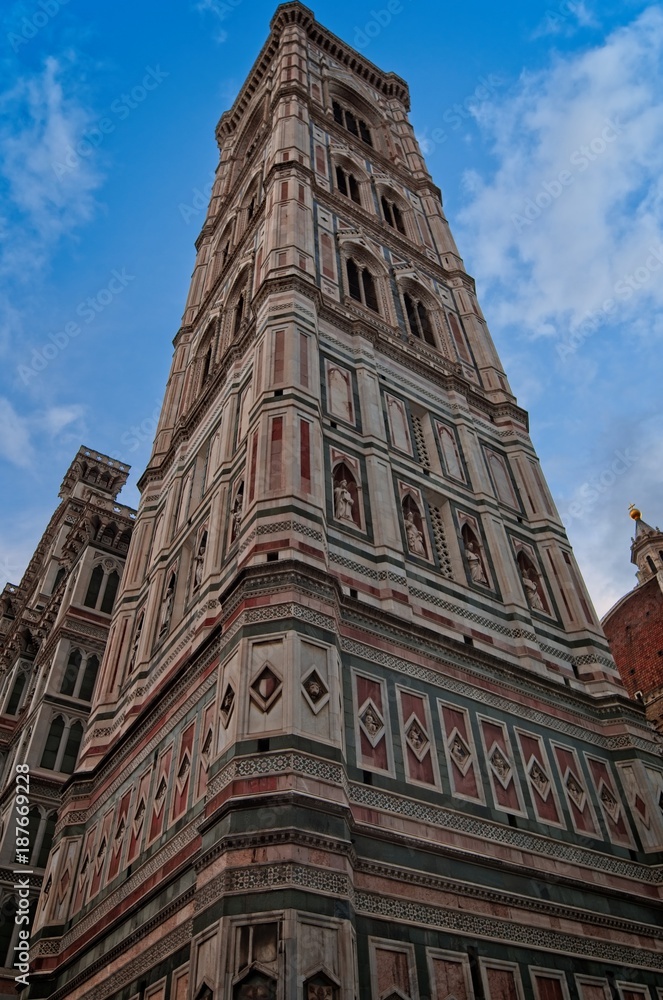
[[332, 100, 373, 146], [381, 195, 405, 234], [52, 567, 66, 592], [345, 258, 379, 313], [40, 716, 65, 770], [233, 294, 244, 336], [78, 655, 99, 702], [83, 565, 103, 608], [335, 165, 361, 204], [61, 721, 84, 774], [83, 564, 120, 614], [403, 292, 435, 346], [100, 570, 119, 614], [646, 555, 656, 575], [60, 649, 82, 696], [36, 812, 56, 869], [201, 345, 212, 385], [5, 671, 27, 716], [40, 716, 84, 773]]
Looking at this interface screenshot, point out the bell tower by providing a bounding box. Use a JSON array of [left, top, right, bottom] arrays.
[[27, 5, 663, 999]]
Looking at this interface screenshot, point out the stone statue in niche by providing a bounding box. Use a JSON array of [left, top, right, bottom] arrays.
[[404, 510, 426, 556], [521, 565, 544, 610], [231, 491, 243, 540], [334, 479, 355, 522], [464, 539, 487, 584], [193, 534, 207, 590], [159, 573, 176, 634]]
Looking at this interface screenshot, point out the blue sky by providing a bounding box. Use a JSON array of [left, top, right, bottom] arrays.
[[1, 0, 661, 617]]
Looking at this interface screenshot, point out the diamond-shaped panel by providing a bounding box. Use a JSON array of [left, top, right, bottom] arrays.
[[250, 663, 282, 713]]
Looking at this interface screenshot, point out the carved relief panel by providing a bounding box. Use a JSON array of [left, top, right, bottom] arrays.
[[353, 671, 393, 775], [551, 742, 600, 838], [397, 687, 439, 788], [477, 716, 526, 816], [438, 701, 484, 804], [515, 729, 564, 829]]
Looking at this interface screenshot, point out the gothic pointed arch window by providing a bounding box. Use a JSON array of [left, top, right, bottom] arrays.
[[5, 667, 28, 716], [83, 561, 120, 614], [345, 257, 379, 313], [40, 715, 84, 773], [331, 98, 373, 147], [335, 164, 361, 205], [403, 291, 435, 346], [61, 649, 99, 701], [381, 194, 406, 235], [233, 294, 244, 336]]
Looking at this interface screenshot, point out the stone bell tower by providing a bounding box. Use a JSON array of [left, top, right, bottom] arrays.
[[27, 4, 662, 999]]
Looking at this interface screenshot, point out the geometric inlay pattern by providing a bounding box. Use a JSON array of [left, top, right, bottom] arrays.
[[249, 663, 282, 713]]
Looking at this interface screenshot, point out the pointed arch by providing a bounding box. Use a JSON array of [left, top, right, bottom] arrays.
[[338, 240, 391, 319], [401, 491, 428, 558], [517, 550, 549, 613], [332, 460, 361, 528], [395, 275, 451, 356]]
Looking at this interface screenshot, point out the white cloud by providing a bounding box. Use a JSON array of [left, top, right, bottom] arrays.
[[458, 6, 663, 340], [0, 398, 86, 470], [0, 55, 104, 279], [0, 397, 34, 468], [531, 0, 597, 40], [193, 0, 232, 43]]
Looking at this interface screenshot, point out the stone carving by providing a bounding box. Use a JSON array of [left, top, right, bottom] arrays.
[[528, 760, 550, 799], [405, 718, 430, 761], [220, 684, 235, 727], [359, 702, 385, 747], [464, 539, 487, 585], [193, 532, 207, 590], [159, 572, 176, 634], [565, 772, 586, 811], [231, 489, 244, 540], [599, 783, 620, 822], [334, 479, 354, 521], [449, 732, 473, 775], [301, 669, 329, 714], [489, 746, 512, 786], [521, 565, 544, 610], [404, 510, 426, 556]]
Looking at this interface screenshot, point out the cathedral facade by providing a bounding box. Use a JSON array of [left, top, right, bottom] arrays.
[[3, 3, 663, 998]]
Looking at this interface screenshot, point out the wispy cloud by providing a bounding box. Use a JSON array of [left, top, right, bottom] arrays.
[[0, 54, 104, 281], [0, 396, 85, 470], [458, 5, 663, 340], [192, 0, 239, 44], [531, 0, 597, 40]]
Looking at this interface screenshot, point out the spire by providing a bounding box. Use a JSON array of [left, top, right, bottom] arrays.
[[629, 503, 663, 582]]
